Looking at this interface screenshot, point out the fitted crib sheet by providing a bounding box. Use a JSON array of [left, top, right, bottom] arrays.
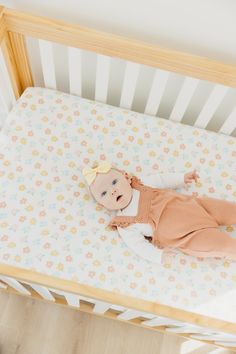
[[1, 87, 236, 323]]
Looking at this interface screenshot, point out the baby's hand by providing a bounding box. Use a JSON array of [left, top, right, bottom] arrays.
[[184, 169, 199, 184]]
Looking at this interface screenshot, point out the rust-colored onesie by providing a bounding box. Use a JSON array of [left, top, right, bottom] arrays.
[[109, 176, 236, 260]]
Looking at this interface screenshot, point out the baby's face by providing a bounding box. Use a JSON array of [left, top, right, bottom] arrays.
[[89, 169, 133, 211]]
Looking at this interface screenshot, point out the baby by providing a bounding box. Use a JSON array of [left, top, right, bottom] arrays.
[[83, 161, 236, 265]]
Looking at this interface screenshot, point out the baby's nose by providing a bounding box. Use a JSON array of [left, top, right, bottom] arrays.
[[111, 189, 117, 196]]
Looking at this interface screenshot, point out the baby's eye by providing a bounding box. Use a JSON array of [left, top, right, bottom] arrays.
[[112, 179, 118, 185], [101, 191, 107, 197]]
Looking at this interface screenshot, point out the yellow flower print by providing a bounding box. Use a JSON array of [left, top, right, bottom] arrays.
[[57, 263, 64, 271], [20, 138, 27, 145], [32, 150, 39, 156], [132, 127, 138, 132], [185, 162, 192, 168], [25, 205, 33, 212], [16, 126, 22, 131], [51, 250, 58, 256], [135, 272, 142, 278], [57, 195, 64, 201], [70, 227, 77, 234], [57, 149, 63, 156], [114, 139, 120, 145], [79, 182, 85, 188], [3, 160, 10, 166], [83, 239, 90, 245], [149, 151, 156, 157], [65, 214, 73, 221], [99, 273, 106, 281], [68, 161, 75, 168], [77, 128, 84, 133], [8, 173, 14, 179], [84, 194, 90, 201], [191, 262, 197, 269], [87, 148, 94, 154], [8, 242, 16, 248], [42, 116, 49, 122], [19, 185, 26, 191], [209, 160, 215, 167], [123, 160, 130, 166], [66, 116, 73, 122], [93, 260, 101, 266], [193, 130, 199, 136], [123, 251, 130, 256], [30, 218, 36, 225], [51, 136, 58, 142], [137, 138, 143, 145], [102, 128, 108, 134], [30, 104, 36, 110], [40, 170, 48, 176], [221, 172, 228, 177], [168, 138, 173, 144]]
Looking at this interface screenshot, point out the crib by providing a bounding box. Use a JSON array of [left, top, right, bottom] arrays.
[[1, 4, 236, 352]]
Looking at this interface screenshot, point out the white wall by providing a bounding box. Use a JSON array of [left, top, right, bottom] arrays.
[[2, 0, 236, 64], [1, 0, 236, 134]]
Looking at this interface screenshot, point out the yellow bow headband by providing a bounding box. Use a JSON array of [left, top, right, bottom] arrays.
[[82, 161, 112, 186]]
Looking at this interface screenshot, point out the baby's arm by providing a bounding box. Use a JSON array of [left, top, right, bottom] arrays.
[[141, 172, 185, 189], [140, 169, 199, 189], [117, 224, 163, 264]]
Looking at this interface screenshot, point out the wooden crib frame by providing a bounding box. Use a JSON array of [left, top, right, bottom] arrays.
[[1, 5, 236, 351]]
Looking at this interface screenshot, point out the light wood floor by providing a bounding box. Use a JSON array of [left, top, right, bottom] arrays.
[[0, 290, 234, 354]]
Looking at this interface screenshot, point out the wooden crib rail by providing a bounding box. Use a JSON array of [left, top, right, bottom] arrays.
[[1, 5, 236, 89], [1, 262, 236, 352]]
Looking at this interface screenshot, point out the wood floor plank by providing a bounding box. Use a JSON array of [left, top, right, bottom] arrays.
[[0, 291, 234, 354]]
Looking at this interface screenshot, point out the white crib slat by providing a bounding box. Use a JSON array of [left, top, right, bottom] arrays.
[[68, 46, 82, 96], [117, 309, 144, 320], [169, 77, 199, 122], [63, 293, 80, 308], [214, 341, 236, 347], [119, 61, 140, 109], [39, 39, 57, 89], [219, 106, 236, 135], [191, 334, 236, 341], [144, 69, 169, 116], [0, 48, 16, 112], [142, 317, 182, 327], [194, 84, 228, 128], [0, 276, 31, 295], [93, 300, 111, 314], [95, 54, 110, 103], [110, 305, 126, 312], [28, 284, 55, 301], [48, 288, 80, 307], [166, 325, 213, 334]]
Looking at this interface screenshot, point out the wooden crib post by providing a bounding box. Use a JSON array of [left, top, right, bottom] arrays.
[[0, 6, 33, 99]]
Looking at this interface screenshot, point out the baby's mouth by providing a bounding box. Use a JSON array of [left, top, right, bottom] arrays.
[[116, 195, 123, 202]]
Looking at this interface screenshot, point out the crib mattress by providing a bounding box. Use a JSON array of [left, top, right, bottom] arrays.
[[1, 87, 236, 323]]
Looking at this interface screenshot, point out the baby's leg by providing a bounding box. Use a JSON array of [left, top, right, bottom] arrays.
[[195, 196, 236, 225], [178, 227, 236, 261]]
